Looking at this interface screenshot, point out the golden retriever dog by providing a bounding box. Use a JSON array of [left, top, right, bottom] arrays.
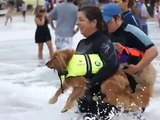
[[46, 49, 88, 113], [46, 49, 127, 113], [46, 48, 156, 113]]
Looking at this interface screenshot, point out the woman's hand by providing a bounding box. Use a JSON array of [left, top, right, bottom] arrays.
[[123, 64, 141, 74], [124, 46, 158, 74]]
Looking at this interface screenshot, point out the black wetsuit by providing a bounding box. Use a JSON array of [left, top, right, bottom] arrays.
[[76, 31, 119, 118]]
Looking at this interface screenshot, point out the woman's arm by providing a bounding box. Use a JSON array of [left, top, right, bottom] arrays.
[[124, 46, 158, 74]]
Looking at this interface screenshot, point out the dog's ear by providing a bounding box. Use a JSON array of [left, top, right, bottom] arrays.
[[54, 54, 67, 72], [63, 49, 75, 64], [46, 52, 58, 69]]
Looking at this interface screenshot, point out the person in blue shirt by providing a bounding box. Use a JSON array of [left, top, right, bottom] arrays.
[[119, 0, 141, 28]]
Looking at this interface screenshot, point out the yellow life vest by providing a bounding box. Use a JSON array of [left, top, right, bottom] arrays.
[[65, 54, 104, 78]]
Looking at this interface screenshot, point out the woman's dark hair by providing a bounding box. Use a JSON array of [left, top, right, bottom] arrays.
[[34, 6, 46, 15], [128, 0, 135, 8], [78, 5, 104, 31]]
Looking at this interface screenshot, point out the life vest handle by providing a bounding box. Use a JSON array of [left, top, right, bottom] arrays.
[[117, 43, 144, 58]]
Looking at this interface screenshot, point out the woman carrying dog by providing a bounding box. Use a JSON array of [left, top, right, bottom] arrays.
[[102, 3, 158, 91], [76, 6, 119, 119]]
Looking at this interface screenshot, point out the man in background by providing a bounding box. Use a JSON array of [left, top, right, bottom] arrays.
[[49, 0, 78, 50]]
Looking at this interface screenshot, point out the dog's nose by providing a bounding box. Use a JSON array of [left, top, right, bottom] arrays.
[[45, 61, 52, 68]]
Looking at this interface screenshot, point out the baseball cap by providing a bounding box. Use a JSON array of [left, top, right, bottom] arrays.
[[102, 3, 122, 23]]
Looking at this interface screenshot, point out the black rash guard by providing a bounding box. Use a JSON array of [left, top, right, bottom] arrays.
[[76, 31, 119, 117], [110, 23, 155, 51], [76, 31, 119, 87]]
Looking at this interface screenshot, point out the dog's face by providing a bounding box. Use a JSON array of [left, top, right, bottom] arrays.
[[46, 49, 75, 73]]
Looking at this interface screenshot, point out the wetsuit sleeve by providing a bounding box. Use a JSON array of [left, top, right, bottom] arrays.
[[124, 24, 155, 51], [90, 39, 119, 87]]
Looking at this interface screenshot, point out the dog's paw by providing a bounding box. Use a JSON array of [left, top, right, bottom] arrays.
[[49, 97, 58, 104], [61, 108, 68, 113], [61, 102, 74, 113]]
